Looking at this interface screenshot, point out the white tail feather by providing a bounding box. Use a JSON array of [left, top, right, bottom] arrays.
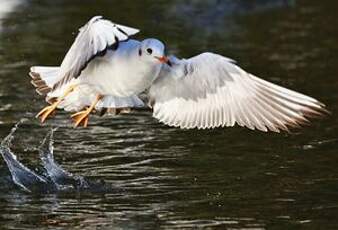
[[30, 66, 60, 88]]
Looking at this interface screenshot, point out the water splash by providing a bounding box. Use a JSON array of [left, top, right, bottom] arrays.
[[0, 121, 47, 192], [0, 122, 115, 193], [38, 128, 89, 191]]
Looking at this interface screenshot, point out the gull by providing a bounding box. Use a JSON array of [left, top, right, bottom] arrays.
[[30, 16, 328, 132]]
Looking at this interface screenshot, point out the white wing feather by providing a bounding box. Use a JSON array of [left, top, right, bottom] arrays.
[[52, 16, 139, 89], [149, 53, 328, 132]]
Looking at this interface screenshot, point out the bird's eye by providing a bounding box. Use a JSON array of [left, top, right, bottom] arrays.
[[146, 48, 153, 55]]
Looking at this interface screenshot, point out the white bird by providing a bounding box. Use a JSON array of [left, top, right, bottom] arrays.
[[30, 16, 328, 132]]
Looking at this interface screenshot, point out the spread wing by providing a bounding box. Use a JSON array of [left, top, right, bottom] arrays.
[[52, 16, 139, 89], [149, 53, 328, 132]]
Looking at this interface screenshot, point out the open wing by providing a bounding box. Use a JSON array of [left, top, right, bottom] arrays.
[[51, 16, 139, 89], [148, 53, 328, 132]]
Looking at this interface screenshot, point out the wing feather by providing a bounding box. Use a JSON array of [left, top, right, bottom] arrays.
[[149, 53, 328, 132], [52, 16, 139, 90]]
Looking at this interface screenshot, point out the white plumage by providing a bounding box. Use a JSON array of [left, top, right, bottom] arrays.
[[30, 16, 328, 131], [53, 16, 140, 89], [149, 53, 327, 132]]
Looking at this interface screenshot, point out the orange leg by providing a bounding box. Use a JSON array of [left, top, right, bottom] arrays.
[[36, 85, 76, 123], [71, 94, 103, 128]]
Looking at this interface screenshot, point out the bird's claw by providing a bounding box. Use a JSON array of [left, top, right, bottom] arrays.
[[71, 108, 91, 128], [36, 104, 57, 123]]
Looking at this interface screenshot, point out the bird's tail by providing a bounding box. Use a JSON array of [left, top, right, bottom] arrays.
[[29, 66, 60, 96]]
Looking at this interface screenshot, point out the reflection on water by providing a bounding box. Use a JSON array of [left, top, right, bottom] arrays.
[[0, 0, 21, 21], [0, 0, 337, 229], [169, 0, 295, 31]]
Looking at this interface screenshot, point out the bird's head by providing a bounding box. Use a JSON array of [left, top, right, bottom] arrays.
[[139, 38, 171, 66]]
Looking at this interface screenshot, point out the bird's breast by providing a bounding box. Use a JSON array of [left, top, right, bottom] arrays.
[[80, 49, 161, 97]]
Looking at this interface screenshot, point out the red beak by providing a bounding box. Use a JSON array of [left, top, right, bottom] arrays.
[[156, 56, 169, 64]]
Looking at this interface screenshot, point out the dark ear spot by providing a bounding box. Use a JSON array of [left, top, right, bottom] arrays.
[[138, 49, 142, 56]]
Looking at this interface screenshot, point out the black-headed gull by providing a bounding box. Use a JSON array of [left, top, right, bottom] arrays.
[[30, 16, 328, 132]]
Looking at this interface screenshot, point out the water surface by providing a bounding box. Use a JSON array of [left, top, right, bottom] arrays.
[[0, 0, 338, 229]]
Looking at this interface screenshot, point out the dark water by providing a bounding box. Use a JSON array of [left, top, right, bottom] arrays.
[[0, 0, 338, 229]]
